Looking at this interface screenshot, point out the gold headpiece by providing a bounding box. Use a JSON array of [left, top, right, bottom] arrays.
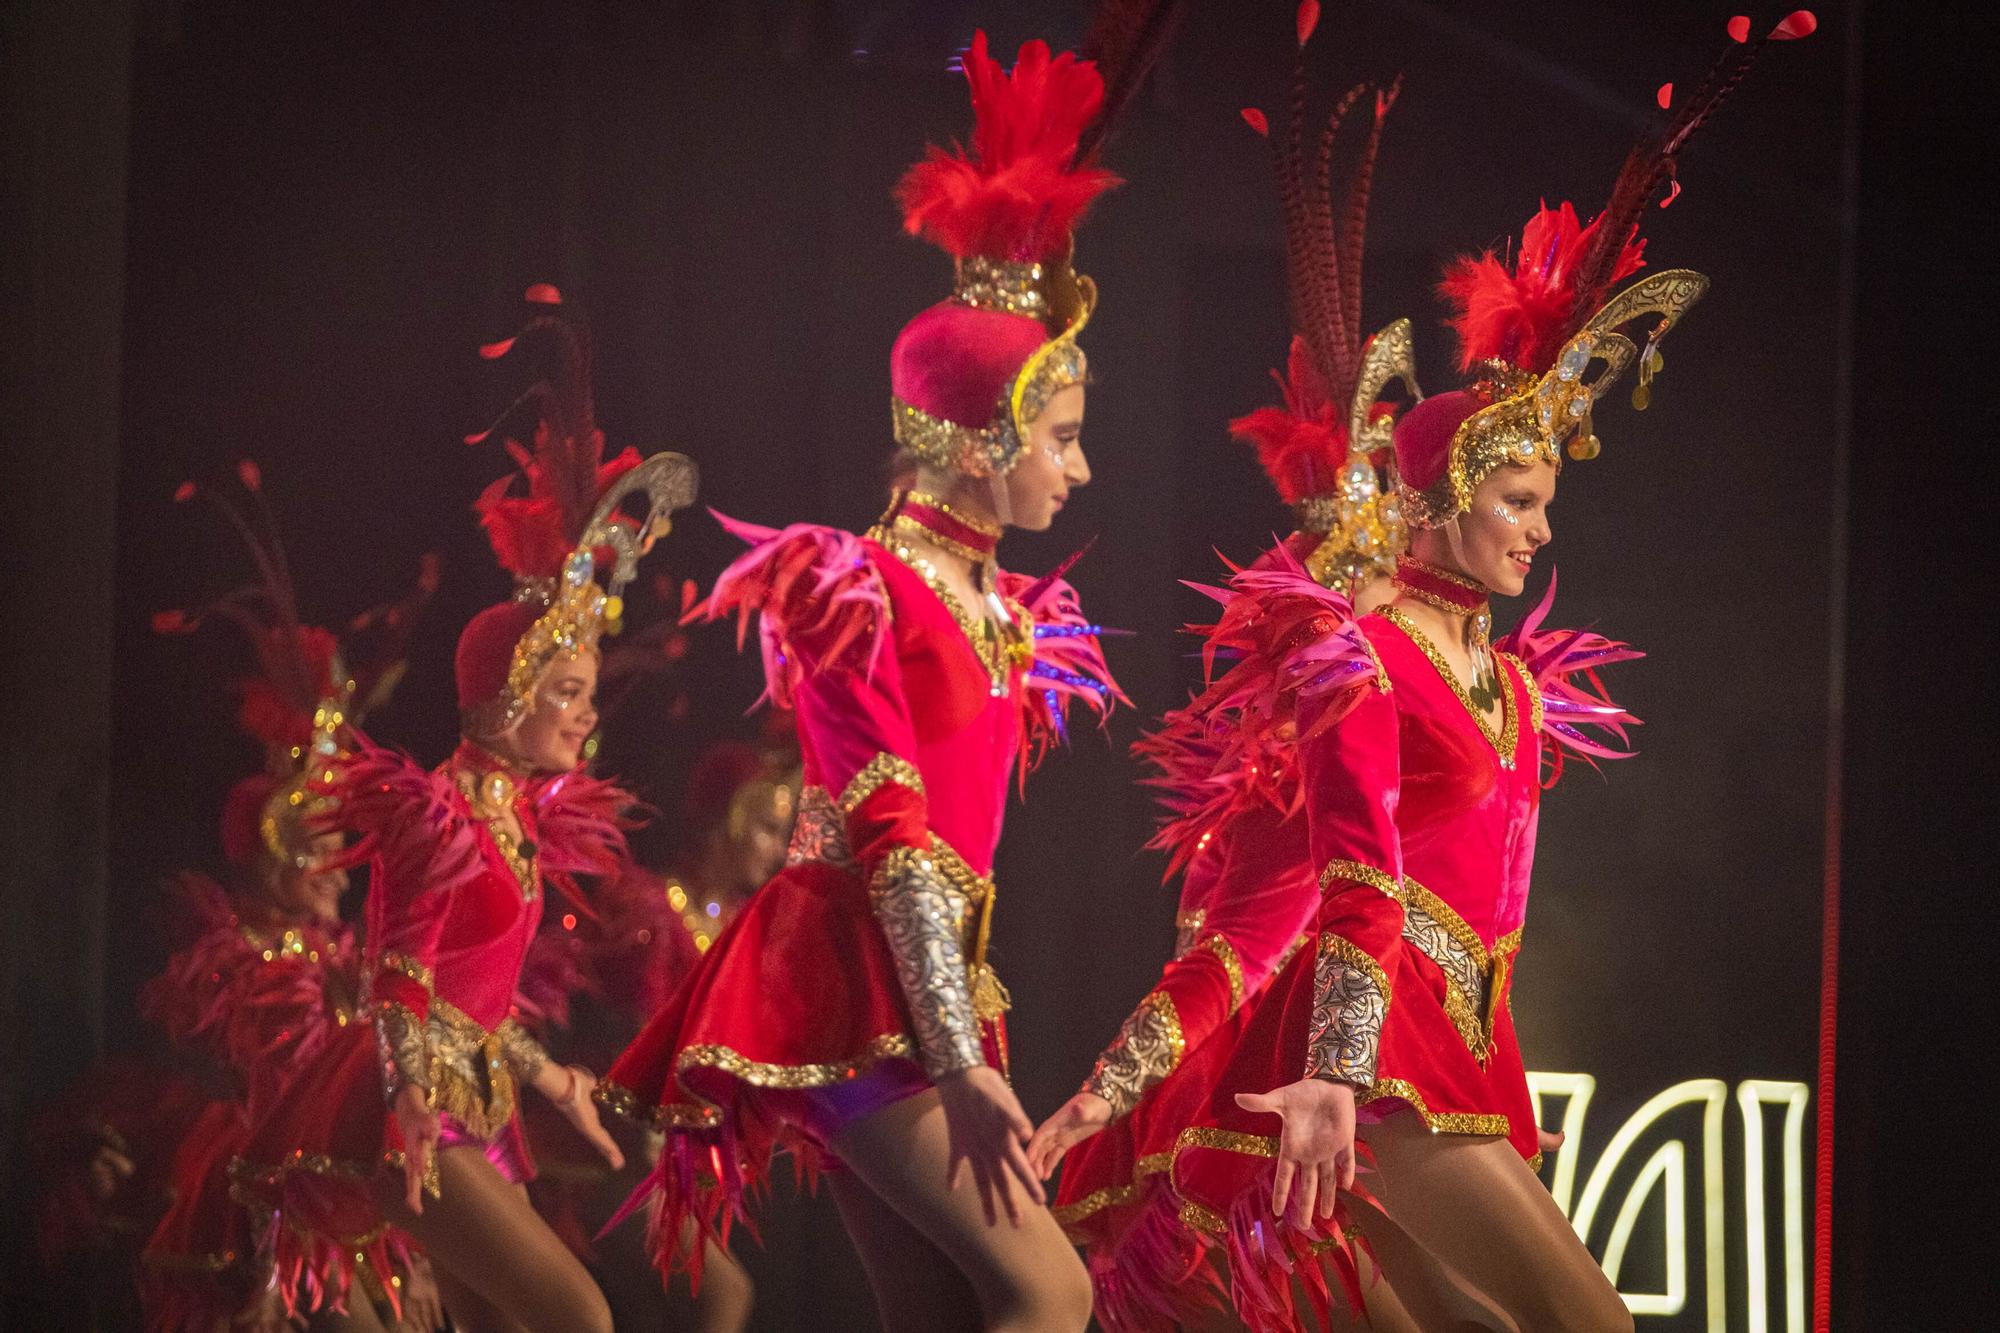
[[467, 451, 699, 737], [1294, 318, 1422, 593], [1402, 269, 1708, 529], [890, 254, 1097, 480]]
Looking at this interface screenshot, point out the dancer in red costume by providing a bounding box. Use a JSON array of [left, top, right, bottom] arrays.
[[598, 30, 1129, 1331], [232, 290, 697, 1333], [520, 738, 801, 1333], [1161, 14, 1814, 1330], [1029, 9, 1422, 1327], [141, 468, 443, 1333]]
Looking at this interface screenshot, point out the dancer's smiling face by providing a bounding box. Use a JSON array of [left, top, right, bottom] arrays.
[[502, 651, 601, 774], [1414, 460, 1556, 597]]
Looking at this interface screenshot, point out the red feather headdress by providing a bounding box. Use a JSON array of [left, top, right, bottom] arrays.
[[458, 286, 697, 735], [155, 464, 437, 864], [1396, 10, 1816, 527]]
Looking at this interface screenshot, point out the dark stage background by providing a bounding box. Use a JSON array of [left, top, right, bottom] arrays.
[[15, 1, 1975, 1329]]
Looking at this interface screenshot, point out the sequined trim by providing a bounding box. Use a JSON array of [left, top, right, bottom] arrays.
[[495, 1017, 549, 1083], [1378, 606, 1520, 769], [424, 997, 519, 1141], [1196, 933, 1246, 1013], [891, 394, 1020, 480], [1318, 859, 1404, 900], [1050, 1152, 1173, 1234], [229, 1149, 436, 1218], [1305, 936, 1390, 1087], [1501, 650, 1543, 736], [954, 256, 1048, 319], [838, 753, 927, 814], [1361, 1077, 1511, 1138], [870, 846, 985, 1078], [677, 1033, 916, 1095], [1173, 907, 1206, 956], [375, 1000, 429, 1101], [1082, 990, 1186, 1120], [375, 952, 434, 993], [868, 529, 1031, 694], [1179, 1198, 1226, 1236]]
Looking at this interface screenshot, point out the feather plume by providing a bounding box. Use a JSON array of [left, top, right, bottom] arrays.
[[1073, 0, 1184, 166], [1439, 201, 1646, 374], [896, 31, 1118, 264], [469, 288, 642, 581]]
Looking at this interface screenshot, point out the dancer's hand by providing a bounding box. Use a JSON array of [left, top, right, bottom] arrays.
[[938, 1065, 1044, 1227], [396, 1253, 447, 1332], [1537, 1126, 1566, 1155], [537, 1063, 626, 1171], [1234, 1077, 1356, 1227], [391, 1084, 440, 1215], [1026, 1091, 1112, 1179]]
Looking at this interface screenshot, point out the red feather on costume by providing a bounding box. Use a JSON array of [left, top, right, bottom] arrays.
[[1439, 201, 1646, 375], [896, 31, 1118, 263], [1228, 336, 1342, 506], [470, 290, 644, 581]]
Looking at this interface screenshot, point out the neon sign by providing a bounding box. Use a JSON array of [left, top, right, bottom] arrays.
[[1528, 1072, 1810, 1331]]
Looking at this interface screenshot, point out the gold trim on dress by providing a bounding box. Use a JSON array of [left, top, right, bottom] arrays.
[[1319, 858, 1404, 900], [1197, 933, 1247, 1014], [838, 753, 927, 814], [1051, 1152, 1174, 1234], [1377, 606, 1521, 769], [1360, 1077, 1511, 1137]]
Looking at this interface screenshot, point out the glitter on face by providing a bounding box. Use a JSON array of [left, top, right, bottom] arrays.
[[1492, 504, 1519, 526]]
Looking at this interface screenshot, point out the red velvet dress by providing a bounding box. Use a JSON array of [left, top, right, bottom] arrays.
[[137, 873, 358, 1332], [1080, 550, 1634, 1331], [231, 740, 628, 1313], [600, 516, 1118, 1278]]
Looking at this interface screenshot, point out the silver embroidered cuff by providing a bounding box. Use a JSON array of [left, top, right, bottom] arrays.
[[870, 844, 984, 1079], [1082, 990, 1185, 1120], [495, 1018, 550, 1084], [1304, 936, 1390, 1087], [376, 1000, 431, 1104]]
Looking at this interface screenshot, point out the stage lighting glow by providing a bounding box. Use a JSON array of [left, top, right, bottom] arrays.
[[1527, 1072, 1810, 1329]]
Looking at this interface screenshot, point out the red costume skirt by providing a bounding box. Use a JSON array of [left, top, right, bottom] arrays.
[[230, 1019, 491, 1315], [601, 859, 1002, 1280], [141, 1099, 255, 1333], [1166, 935, 1536, 1331]]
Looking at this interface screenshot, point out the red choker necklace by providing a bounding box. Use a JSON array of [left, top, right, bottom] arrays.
[[1391, 555, 1489, 616], [891, 491, 1001, 563]]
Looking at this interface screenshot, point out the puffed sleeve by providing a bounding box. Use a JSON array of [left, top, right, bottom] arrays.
[[703, 517, 984, 1079]]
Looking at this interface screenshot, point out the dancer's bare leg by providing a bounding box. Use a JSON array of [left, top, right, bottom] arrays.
[[376, 1145, 612, 1333], [831, 1089, 1093, 1333], [1356, 1112, 1631, 1333], [829, 1169, 981, 1333]]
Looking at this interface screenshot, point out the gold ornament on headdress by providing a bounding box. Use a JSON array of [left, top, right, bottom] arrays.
[[1401, 269, 1708, 529], [465, 452, 699, 738], [1297, 318, 1421, 594]]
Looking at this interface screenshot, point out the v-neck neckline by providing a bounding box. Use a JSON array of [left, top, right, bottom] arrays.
[[1378, 605, 1520, 770], [869, 530, 1023, 695]]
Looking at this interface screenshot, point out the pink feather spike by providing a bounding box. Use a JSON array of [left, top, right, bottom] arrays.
[[1493, 570, 1644, 787], [694, 513, 893, 711], [1241, 106, 1269, 136]]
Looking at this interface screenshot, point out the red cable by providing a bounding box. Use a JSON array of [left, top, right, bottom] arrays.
[[1813, 799, 1838, 1330]]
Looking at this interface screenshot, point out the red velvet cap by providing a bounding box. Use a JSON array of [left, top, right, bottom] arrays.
[[890, 302, 1050, 431], [455, 600, 541, 715], [221, 773, 282, 869], [1391, 388, 1483, 496]]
